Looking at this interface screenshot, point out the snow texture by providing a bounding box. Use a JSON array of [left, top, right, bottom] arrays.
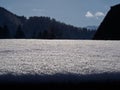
[[0, 39, 120, 76]]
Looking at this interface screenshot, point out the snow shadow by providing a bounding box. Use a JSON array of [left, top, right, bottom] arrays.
[[0, 72, 120, 84], [0, 72, 120, 89]]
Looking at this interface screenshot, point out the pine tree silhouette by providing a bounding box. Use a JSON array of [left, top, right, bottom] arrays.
[[15, 25, 25, 39], [0, 25, 10, 39]]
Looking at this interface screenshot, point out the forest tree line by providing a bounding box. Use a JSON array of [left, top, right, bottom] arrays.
[[0, 16, 96, 39]]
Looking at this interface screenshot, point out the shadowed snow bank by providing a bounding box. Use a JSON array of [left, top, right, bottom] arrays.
[[0, 72, 120, 83], [0, 72, 120, 89]]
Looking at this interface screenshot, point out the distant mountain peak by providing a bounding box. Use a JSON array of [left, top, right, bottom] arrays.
[[85, 26, 98, 30]]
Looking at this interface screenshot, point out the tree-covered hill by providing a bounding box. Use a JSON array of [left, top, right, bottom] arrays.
[[0, 7, 96, 39]]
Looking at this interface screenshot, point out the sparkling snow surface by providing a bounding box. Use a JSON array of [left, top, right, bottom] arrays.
[[0, 40, 120, 75]]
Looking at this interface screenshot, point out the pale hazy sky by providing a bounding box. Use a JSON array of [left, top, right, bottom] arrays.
[[0, 0, 120, 27]]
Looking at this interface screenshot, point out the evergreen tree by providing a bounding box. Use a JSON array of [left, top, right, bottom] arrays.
[[0, 25, 10, 39], [37, 32, 43, 39], [48, 27, 56, 39], [43, 30, 48, 39], [15, 25, 25, 39]]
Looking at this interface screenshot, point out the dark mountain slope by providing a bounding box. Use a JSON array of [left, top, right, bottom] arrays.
[[0, 7, 26, 38], [93, 4, 120, 40]]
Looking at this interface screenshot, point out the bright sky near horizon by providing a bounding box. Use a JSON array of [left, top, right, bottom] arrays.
[[0, 0, 120, 27]]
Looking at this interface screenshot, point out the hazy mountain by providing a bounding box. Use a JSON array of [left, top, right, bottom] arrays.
[[85, 26, 98, 30], [0, 7, 96, 39]]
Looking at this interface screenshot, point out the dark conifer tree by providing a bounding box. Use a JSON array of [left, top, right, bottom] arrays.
[[15, 25, 25, 39], [43, 30, 48, 39], [37, 32, 43, 39], [48, 27, 56, 39], [0, 25, 10, 39]]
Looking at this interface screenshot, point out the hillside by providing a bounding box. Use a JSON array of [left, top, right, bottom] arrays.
[[0, 7, 26, 38], [93, 4, 120, 40], [0, 7, 96, 39]]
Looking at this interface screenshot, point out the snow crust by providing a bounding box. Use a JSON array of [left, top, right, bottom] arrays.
[[0, 39, 120, 75]]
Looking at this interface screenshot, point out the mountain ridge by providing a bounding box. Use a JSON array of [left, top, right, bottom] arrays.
[[0, 7, 26, 37], [0, 7, 96, 39], [93, 4, 120, 40]]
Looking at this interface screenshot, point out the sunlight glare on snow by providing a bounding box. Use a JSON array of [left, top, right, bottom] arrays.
[[0, 40, 120, 75]]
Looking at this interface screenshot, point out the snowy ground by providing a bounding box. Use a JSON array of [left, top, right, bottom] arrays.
[[0, 39, 120, 82]]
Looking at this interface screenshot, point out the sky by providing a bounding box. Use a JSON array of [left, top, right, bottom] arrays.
[[0, 0, 120, 27]]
